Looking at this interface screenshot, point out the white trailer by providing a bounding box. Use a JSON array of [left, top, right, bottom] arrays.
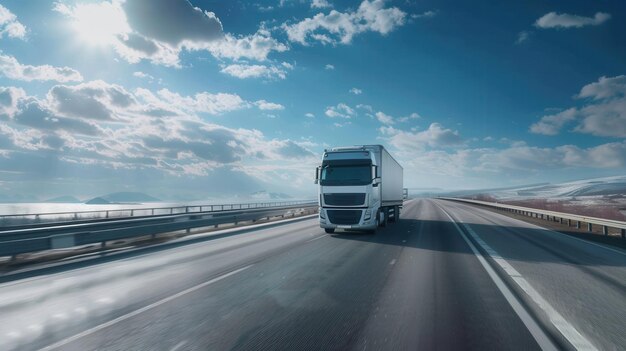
[[314, 145, 404, 233]]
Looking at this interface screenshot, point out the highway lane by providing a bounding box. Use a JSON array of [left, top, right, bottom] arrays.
[[436, 199, 626, 350], [1, 198, 623, 350]]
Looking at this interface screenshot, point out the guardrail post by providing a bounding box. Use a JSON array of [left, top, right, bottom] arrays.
[[171, 208, 174, 214], [559, 218, 563, 224], [587, 223, 593, 232], [185, 207, 189, 213], [74, 212, 78, 220], [131, 209, 134, 216], [106, 211, 109, 218], [602, 226, 608, 236], [576, 221, 581, 229], [152, 209, 155, 215], [567, 219, 571, 227]]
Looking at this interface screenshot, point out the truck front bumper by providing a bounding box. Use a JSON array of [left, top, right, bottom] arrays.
[[319, 208, 377, 231]]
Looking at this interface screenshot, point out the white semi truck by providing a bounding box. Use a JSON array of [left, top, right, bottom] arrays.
[[314, 145, 403, 233]]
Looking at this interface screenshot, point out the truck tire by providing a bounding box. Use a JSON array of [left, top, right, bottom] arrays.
[[325, 228, 335, 234], [380, 209, 388, 227], [390, 205, 399, 223]]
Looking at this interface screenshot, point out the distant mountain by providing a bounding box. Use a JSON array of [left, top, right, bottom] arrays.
[[85, 197, 110, 205], [85, 192, 160, 204], [44, 195, 81, 203], [250, 190, 292, 200]]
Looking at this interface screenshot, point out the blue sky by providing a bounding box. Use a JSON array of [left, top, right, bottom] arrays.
[[0, 0, 625, 201]]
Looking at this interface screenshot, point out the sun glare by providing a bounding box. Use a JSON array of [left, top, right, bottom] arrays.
[[65, 2, 130, 46]]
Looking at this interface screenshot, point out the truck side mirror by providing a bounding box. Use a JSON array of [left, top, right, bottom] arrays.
[[314, 166, 321, 184], [371, 165, 378, 180]]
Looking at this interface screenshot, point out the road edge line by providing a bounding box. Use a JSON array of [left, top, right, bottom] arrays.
[[434, 202, 559, 351]]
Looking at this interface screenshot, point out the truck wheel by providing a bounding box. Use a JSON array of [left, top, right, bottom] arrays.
[[324, 228, 335, 234], [390, 206, 399, 223], [380, 210, 387, 227]]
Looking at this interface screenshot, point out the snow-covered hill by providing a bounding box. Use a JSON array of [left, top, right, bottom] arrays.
[[487, 176, 626, 200]]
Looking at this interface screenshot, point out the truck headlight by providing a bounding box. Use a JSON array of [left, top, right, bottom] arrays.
[[319, 208, 325, 219], [364, 209, 371, 220]]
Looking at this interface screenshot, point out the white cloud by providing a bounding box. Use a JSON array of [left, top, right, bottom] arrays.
[[577, 75, 626, 100], [0, 4, 26, 39], [133, 71, 154, 80], [530, 108, 577, 135], [154, 88, 249, 115], [205, 28, 288, 61], [535, 12, 610, 29], [305, 112, 315, 118], [121, 0, 223, 46], [356, 104, 373, 112], [349, 87, 362, 95], [220, 63, 291, 80], [0, 54, 83, 82], [46, 80, 136, 121], [0, 80, 316, 193], [0, 86, 26, 117], [529, 75, 626, 137], [325, 64, 335, 70], [255, 100, 285, 110], [56, 1, 287, 66], [375, 111, 394, 125], [516, 31, 530, 44], [325, 103, 355, 118], [380, 123, 462, 150], [576, 97, 626, 137], [398, 112, 420, 122], [311, 0, 332, 9], [333, 121, 351, 127], [282, 0, 406, 45], [411, 10, 437, 19]]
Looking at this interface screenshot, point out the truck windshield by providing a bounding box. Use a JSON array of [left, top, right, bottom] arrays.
[[321, 165, 371, 186]]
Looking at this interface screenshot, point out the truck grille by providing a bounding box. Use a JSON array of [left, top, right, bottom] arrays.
[[327, 210, 362, 225], [324, 193, 366, 206]]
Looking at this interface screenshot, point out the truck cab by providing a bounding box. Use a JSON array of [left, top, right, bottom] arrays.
[[315, 145, 403, 233]]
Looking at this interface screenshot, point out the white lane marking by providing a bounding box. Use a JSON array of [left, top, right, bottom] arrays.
[[389, 259, 396, 265], [461, 223, 596, 351], [170, 340, 187, 351], [305, 234, 329, 243], [434, 204, 557, 351], [437, 203, 597, 351], [38, 265, 253, 351]]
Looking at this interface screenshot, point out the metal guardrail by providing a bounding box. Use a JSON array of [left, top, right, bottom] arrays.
[[440, 197, 626, 239], [0, 202, 318, 258], [0, 200, 314, 227]]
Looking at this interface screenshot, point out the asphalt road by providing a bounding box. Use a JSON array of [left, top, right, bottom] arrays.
[[1, 199, 625, 350]]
